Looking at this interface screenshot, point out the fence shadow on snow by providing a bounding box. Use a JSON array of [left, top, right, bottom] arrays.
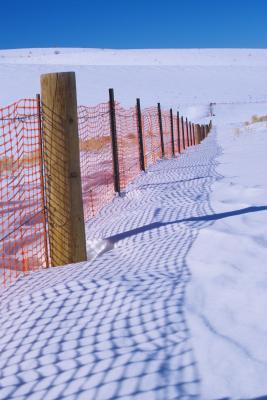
[[0, 130, 221, 399]]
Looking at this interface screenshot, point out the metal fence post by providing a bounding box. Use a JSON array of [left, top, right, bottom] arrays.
[[186, 117, 189, 147], [181, 116, 185, 150], [192, 123, 196, 145], [157, 103, 165, 158], [177, 112, 181, 153], [170, 108, 175, 157], [109, 88, 120, 194], [136, 98, 145, 172]]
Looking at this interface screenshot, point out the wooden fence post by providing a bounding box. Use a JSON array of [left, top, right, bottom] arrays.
[[109, 88, 121, 194], [170, 108, 175, 157], [136, 98, 145, 172], [40, 72, 87, 266], [177, 112, 181, 153], [157, 103, 165, 158]]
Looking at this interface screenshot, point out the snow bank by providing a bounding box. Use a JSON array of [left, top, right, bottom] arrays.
[[187, 104, 267, 399]]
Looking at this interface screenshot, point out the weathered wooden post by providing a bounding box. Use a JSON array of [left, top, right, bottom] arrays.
[[170, 108, 175, 157], [136, 98, 145, 171], [40, 72, 87, 266], [157, 103, 165, 158]]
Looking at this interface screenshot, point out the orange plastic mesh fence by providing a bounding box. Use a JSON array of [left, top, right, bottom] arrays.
[[0, 99, 48, 287], [162, 111, 173, 158], [78, 103, 114, 221], [173, 115, 179, 154], [1, 97, 199, 288], [142, 106, 162, 168], [115, 103, 140, 191]]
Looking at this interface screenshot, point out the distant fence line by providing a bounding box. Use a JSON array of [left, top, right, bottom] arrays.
[[0, 72, 211, 288]]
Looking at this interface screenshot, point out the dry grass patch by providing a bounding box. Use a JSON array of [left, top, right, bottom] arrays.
[[244, 114, 267, 126], [79, 136, 111, 152]]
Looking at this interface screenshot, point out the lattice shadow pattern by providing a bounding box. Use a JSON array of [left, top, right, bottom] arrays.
[[0, 132, 221, 399]]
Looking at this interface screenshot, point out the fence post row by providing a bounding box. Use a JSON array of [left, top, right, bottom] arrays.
[[157, 103, 165, 158], [37, 73, 212, 270], [136, 98, 145, 172], [109, 88, 121, 194], [170, 108, 175, 157], [40, 71, 87, 267]]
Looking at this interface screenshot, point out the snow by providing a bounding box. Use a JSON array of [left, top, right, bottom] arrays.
[[1, 48, 267, 399], [1, 48, 267, 109], [187, 105, 267, 399], [1, 48, 267, 66]]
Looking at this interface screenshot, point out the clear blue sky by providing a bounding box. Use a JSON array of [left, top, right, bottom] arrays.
[[1, 0, 267, 49]]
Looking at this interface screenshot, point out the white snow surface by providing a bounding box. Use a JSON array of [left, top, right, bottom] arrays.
[[0, 48, 267, 400], [1, 48, 267, 110]]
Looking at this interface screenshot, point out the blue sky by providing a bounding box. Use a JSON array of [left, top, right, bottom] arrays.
[[1, 0, 267, 49]]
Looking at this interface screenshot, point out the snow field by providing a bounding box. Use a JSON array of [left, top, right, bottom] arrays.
[[1, 48, 267, 399]]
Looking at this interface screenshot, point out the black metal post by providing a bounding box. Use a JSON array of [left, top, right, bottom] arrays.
[[189, 122, 192, 146], [109, 88, 120, 194], [170, 108, 175, 157], [157, 103, 165, 158], [201, 125, 205, 140], [192, 123, 195, 145], [177, 112, 181, 153], [186, 117, 189, 147], [136, 98, 145, 172], [181, 116, 185, 150]]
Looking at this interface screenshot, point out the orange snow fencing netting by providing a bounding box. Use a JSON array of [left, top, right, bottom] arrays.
[[0, 98, 196, 288], [78, 103, 114, 222], [115, 103, 140, 191], [77, 103, 178, 220], [0, 99, 48, 287]]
